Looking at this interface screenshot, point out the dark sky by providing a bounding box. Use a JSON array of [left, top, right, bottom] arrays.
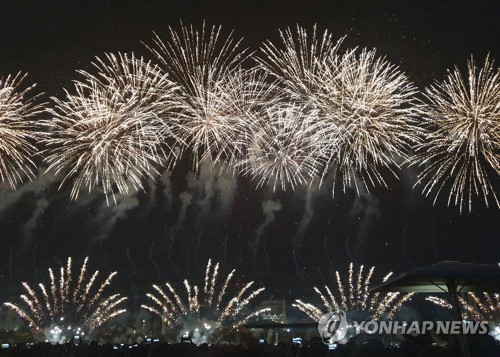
[[0, 0, 499, 311]]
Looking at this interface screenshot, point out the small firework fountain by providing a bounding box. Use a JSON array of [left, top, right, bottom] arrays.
[[427, 293, 500, 341], [4, 257, 127, 343], [142, 259, 269, 344], [294, 263, 413, 341]]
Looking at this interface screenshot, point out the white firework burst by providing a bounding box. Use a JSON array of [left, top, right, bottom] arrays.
[[294, 263, 413, 323], [315, 48, 424, 195], [0, 73, 43, 188], [259, 25, 423, 195], [142, 259, 269, 342], [413, 55, 500, 212], [236, 105, 324, 191], [427, 292, 500, 321], [258, 24, 345, 106], [4, 257, 127, 340], [147, 23, 260, 171], [43, 52, 180, 203]]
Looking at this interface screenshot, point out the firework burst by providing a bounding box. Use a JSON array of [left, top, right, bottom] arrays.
[[142, 259, 269, 343], [147, 23, 265, 171], [258, 25, 344, 106], [0, 73, 43, 188], [315, 48, 424, 195], [414, 55, 500, 212], [294, 263, 413, 325], [427, 292, 500, 321], [4, 257, 126, 341], [259, 26, 423, 195], [236, 105, 324, 191], [43, 53, 180, 203]]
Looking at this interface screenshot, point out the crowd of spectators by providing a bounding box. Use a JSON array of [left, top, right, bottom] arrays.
[[0, 333, 498, 357]]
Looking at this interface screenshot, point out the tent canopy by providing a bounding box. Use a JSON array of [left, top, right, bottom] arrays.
[[370, 261, 500, 294]]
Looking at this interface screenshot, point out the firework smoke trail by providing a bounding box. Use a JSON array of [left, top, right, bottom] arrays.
[[251, 199, 282, 273], [413, 55, 500, 213], [161, 170, 174, 211], [102, 250, 112, 274], [401, 224, 414, 267], [323, 236, 331, 263], [21, 197, 49, 249], [292, 249, 307, 282], [223, 235, 229, 271], [142, 260, 269, 342], [259, 25, 423, 195], [294, 263, 413, 323], [214, 166, 238, 219], [148, 24, 273, 172], [8, 246, 13, 284], [4, 257, 126, 337], [291, 185, 318, 250], [195, 230, 203, 272], [0, 73, 43, 189], [149, 242, 161, 280], [262, 236, 274, 278], [427, 293, 500, 321], [126, 247, 139, 302], [431, 221, 440, 261], [346, 192, 381, 260], [32, 241, 39, 280], [91, 185, 140, 244], [43, 53, 180, 204], [345, 235, 353, 262], [167, 190, 193, 274]]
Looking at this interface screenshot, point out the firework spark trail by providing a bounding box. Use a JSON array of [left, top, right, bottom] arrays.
[[427, 293, 500, 322], [142, 259, 269, 341], [4, 257, 126, 336], [0, 73, 43, 189], [413, 55, 500, 212], [43, 53, 180, 204], [294, 263, 413, 323]]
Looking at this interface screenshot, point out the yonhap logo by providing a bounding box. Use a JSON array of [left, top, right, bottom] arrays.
[[317, 311, 490, 345], [318, 310, 348, 343]]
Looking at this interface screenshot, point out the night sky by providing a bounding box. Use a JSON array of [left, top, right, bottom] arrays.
[[0, 0, 499, 315]]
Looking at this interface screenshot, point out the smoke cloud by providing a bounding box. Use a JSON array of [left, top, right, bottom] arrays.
[[252, 199, 282, 271]]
